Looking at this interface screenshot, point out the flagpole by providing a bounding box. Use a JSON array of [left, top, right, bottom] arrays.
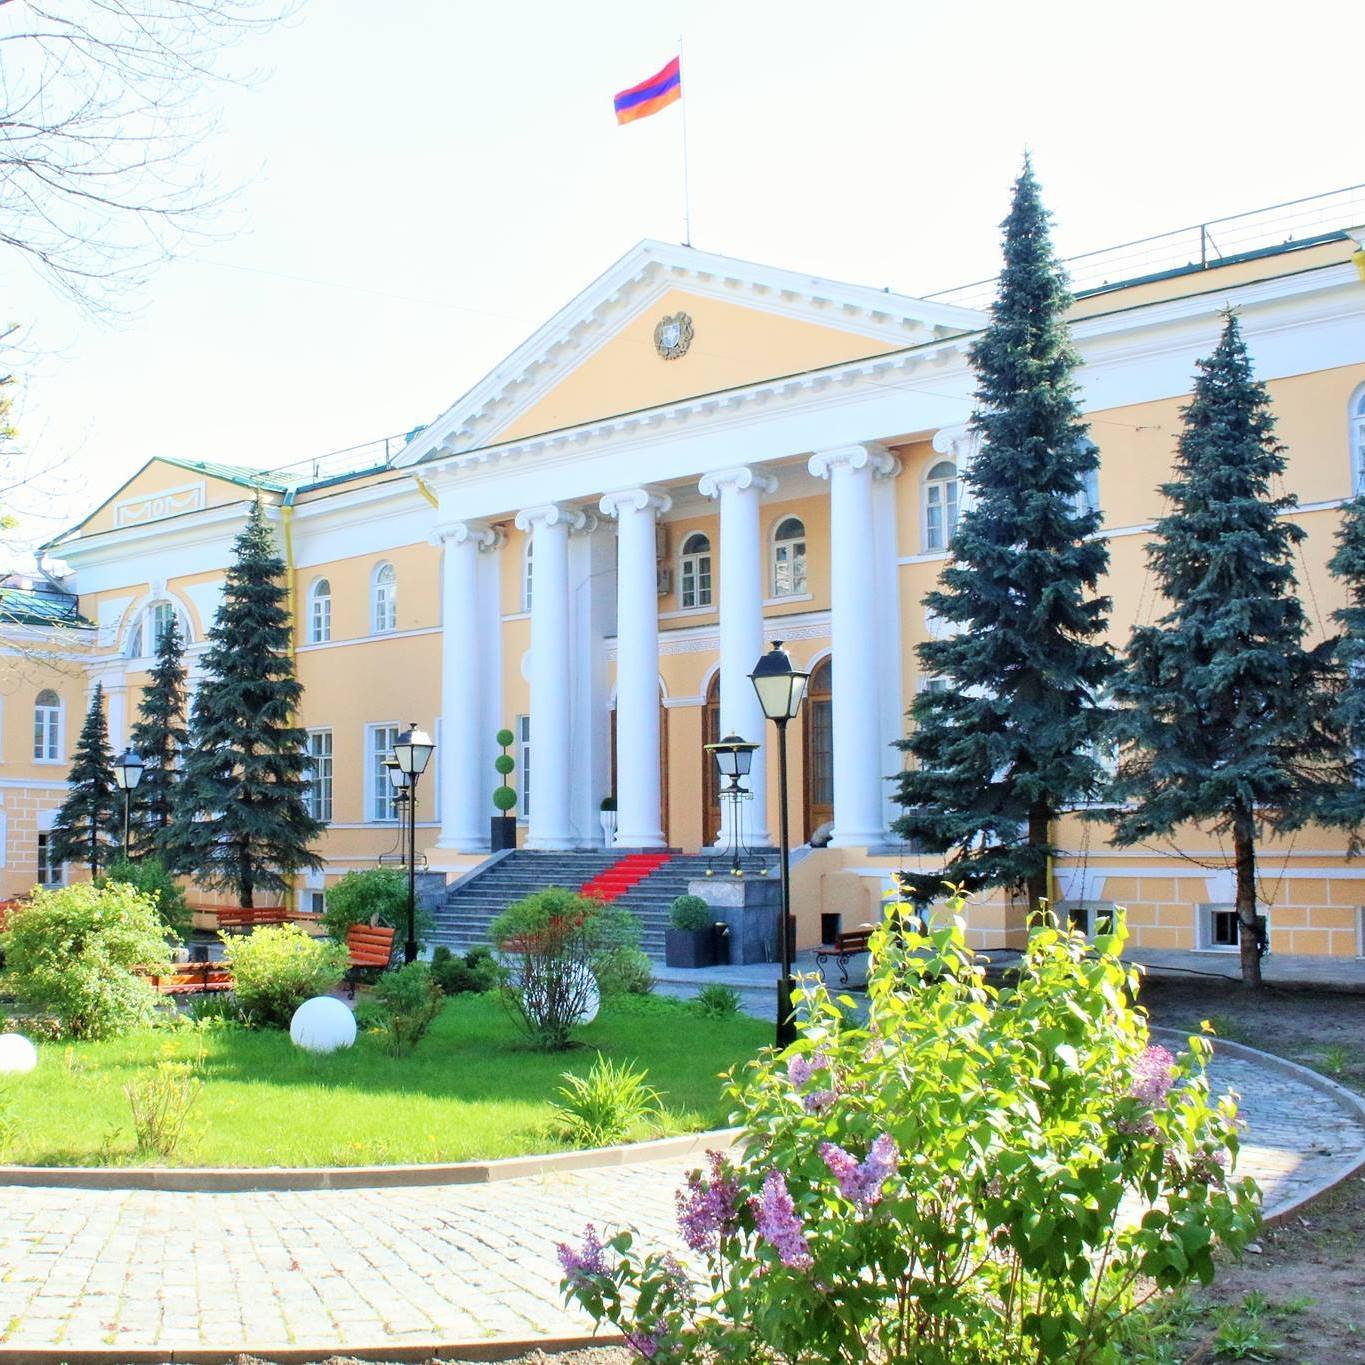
[[679, 33, 692, 247]]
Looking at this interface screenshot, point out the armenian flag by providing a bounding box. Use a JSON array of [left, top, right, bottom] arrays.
[[614, 56, 682, 125]]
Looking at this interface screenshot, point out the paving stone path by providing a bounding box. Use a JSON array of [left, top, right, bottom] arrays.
[[0, 1054, 1360, 1355]]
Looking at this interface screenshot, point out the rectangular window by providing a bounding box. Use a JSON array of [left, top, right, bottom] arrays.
[[302, 889, 325, 915], [517, 714, 531, 819], [1211, 909, 1239, 948], [368, 723, 400, 822], [305, 729, 333, 823], [680, 552, 712, 608], [36, 832, 63, 886], [34, 704, 60, 761]]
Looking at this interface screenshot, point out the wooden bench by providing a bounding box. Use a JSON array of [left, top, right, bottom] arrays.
[[212, 906, 287, 934], [815, 926, 876, 985], [147, 963, 235, 996], [345, 923, 397, 995]]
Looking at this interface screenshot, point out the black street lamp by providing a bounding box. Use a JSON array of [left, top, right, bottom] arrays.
[[750, 642, 810, 1048], [392, 723, 434, 964], [703, 733, 762, 878], [112, 748, 145, 861]]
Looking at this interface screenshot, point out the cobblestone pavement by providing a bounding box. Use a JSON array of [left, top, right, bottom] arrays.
[[0, 1055, 1360, 1354]]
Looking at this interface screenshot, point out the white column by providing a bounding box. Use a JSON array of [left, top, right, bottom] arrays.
[[600, 487, 672, 849], [699, 466, 776, 847], [431, 520, 500, 852], [810, 443, 901, 848], [514, 502, 585, 850]]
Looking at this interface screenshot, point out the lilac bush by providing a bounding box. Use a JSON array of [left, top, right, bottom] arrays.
[[557, 904, 1261, 1362]]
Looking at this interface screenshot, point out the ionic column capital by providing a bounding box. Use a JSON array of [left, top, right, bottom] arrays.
[[698, 465, 778, 501], [429, 519, 502, 552], [599, 486, 673, 520], [514, 502, 589, 534], [931, 423, 981, 464], [808, 442, 899, 481]]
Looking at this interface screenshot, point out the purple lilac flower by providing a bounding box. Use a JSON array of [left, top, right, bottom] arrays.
[[751, 1170, 813, 1269], [819, 1133, 899, 1209], [626, 1326, 664, 1358], [786, 1049, 828, 1089], [556, 1223, 607, 1284], [675, 1150, 741, 1253], [804, 1088, 838, 1115], [1131, 1045, 1176, 1107]]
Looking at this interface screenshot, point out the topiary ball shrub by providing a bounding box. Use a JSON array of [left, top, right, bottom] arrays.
[[0, 882, 173, 1040], [495, 727, 515, 748], [222, 924, 349, 1029], [669, 895, 712, 932], [493, 786, 518, 813]]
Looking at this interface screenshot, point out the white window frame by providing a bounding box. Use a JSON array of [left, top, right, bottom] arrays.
[[308, 578, 332, 644], [126, 599, 186, 659], [771, 516, 808, 598], [304, 728, 333, 823], [678, 531, 713, 609], [517, 713, 531, 819], [366, 722, 401, 822], [372, 562, 397, 634], [33, 690, 63, 763], [923, 460, 960, 553], [1352, 383, 1365, 495], [1196, 903, 1266, 953], [36, 830, 64, 886], [521, 538, 534, 612], [1055, 901, 1116, 939]]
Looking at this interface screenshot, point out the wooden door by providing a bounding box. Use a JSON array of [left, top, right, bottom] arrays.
[[803, 656, 833, 841], [702, 672, 721, 845]]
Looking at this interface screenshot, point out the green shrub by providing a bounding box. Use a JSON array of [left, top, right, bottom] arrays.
[[669, 895, 712, 932], [596, 945, 654, 997], [125, 1058, 202, 1158], [97, 857, 191, 937], [491, 888, 640, 1049], [221, 924, 348, 1029], [693, 983, 740, 1017], [551, 1056, 661, 1147], [370, 962, 443, 1056], [187, 993, 241, 1026], [320, 867, 407, 943], [431, 945, 502, 995], [0, 883, 173, 1039], [558, 904, 1262, 1362]]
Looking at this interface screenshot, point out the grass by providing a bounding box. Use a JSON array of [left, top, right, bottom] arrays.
[[0, 993, 766, 1168]]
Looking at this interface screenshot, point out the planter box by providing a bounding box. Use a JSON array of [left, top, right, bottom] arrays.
[[664, 927, 715, 969], [490, 815, 518, 851]]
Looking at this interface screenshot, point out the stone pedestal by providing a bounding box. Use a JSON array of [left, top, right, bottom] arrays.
[[688, 877, 780, 965]]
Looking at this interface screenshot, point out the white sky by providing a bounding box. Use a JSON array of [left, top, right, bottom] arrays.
[[5, 0, 1361, 556]]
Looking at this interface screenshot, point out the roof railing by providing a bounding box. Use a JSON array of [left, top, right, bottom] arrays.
[[923, 183, 1365, 311], [266, 428, 422, 485]]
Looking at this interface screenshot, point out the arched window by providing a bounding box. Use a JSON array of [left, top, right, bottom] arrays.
[[126, 599, 184, 657], [679, 532, 712, 609], [1352, 385, 1365, 494], [309, 579, 332, 644], [372, 562, 396, 633], [771, 517, 807, 598], [521, 538, 534, 612], [924, 460, 959, 552], [34, 689, 61, 761]]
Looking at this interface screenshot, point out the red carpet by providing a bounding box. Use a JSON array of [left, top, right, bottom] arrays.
[[580, 852, 672, 902]]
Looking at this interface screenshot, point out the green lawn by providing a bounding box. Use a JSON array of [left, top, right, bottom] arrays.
[[0, 994, 766, 1167]]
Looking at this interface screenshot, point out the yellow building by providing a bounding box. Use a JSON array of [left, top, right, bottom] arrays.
[[7, 188, 1365, 959]]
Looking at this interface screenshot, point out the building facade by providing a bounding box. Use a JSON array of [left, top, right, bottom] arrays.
[[6, 198, 1365, 957]]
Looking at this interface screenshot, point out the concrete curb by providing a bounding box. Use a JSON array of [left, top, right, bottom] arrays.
[[1150, 1025, 1365, 1224], [0, 1333, 625, 1364], [0, 1126, 741, 1193]]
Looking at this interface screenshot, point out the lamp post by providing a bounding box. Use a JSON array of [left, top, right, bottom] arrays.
[[703, 733, 760, 877], [750, 641, 810, 1049], [392, 723, 435, 964], [112, 748, 145, 862]]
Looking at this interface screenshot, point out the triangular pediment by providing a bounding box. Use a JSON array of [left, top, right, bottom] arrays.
[[397, 241, 985, 465]]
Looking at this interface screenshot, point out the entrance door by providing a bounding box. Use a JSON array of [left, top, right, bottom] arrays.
[[803, 656, 833, 841], [702, 672, 721, 845]]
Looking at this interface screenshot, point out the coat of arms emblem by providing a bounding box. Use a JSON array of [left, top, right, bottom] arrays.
[[654, 311, 694, 360]]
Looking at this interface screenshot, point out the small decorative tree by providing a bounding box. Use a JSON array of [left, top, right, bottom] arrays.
[[50, 682, 121, 879], [492, 727, 518, 850]]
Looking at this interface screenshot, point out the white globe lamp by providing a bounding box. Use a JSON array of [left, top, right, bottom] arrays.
[[0, 1033, 38, 1074], [289, 996, 357, 1054]]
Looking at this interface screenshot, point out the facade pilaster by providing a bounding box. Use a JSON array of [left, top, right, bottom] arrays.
[[600, 487, 672, 849], [698, 465, 776, 847]]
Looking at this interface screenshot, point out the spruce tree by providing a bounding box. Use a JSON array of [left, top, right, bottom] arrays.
[[1319, 495, 1365, 848], [50, 682, 121, 879], [1111, 313, 1338, 988], [892, 159, 1114, 913], [173, 501, 323, 906], [128, 613, 188, 862]]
